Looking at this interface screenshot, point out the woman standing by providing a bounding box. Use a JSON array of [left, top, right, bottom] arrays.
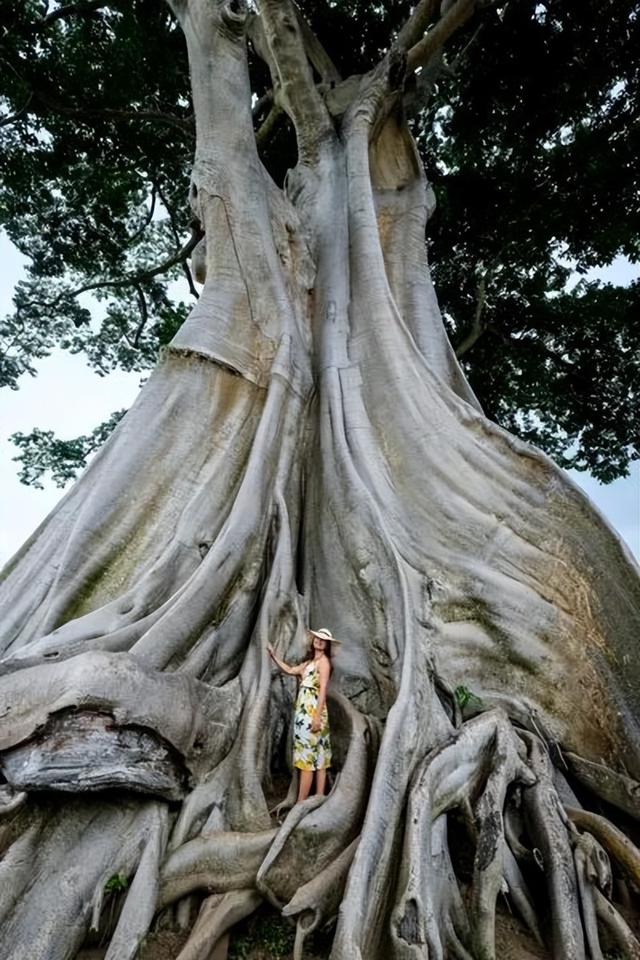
[[267, 627, 337, 803]]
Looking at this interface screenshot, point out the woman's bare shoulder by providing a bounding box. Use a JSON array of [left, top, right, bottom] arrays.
[[318, 655, 331, 676]]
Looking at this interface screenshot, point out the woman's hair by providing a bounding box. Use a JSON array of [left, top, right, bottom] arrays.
[[307, 632, 333, 661]]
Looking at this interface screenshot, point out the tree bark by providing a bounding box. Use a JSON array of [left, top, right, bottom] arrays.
[[1, 1, 639, 958]]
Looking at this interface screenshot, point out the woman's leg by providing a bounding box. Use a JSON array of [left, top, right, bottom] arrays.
[[297, 769, 314, 802], [315, 767, 327, 796]]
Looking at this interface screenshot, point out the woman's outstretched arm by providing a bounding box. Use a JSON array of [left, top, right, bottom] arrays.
[[267, 643, 307, 676]]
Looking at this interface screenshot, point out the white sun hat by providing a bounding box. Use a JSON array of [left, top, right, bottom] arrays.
[[309, 627, 342, 644]]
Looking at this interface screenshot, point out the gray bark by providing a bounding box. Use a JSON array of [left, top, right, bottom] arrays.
[[0, 1, 639, 958]]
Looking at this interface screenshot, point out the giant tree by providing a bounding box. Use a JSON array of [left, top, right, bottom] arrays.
[[1, 1, 640, 959]]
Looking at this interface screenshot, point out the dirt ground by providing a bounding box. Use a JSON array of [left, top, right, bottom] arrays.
[[76, 899, 635, 959], [77, 911, 545, 960]]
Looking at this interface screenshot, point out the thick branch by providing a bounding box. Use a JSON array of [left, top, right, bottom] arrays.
[[253, 0, 333, 161], [293, 6, 341, 85], [407, 0, 477, 72], [255, 102, 283, 149], [133, 285, 149, 347], [252, 89, 274, 120], [397, 0, 440, 51]]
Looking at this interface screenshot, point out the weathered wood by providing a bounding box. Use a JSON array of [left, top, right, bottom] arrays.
[[1, 710, 187, 801]]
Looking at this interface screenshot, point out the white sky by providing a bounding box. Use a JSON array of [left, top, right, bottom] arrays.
[[0, 233, 638, 564]]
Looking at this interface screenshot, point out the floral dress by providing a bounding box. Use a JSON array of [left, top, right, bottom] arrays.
[[293, 660, 332, 771]]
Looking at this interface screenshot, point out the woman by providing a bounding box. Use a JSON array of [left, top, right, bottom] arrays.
[[267, 627, 337, 803]]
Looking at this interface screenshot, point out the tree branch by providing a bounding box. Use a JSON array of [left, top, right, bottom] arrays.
[[126, 183, 158, 248], [397, 0, 440, 52], [407, 0, 477, 72], [251, 89, 284, 149], [133, 284, 149, 347], [329, 0, 480, 130], [38, 100, 194, 137], [36, 0, 110, 29], [485, 322, 577, 374], [252, 89, 273, 120], [451, 21, 485, 71], [255, 102, 283, 149], [252, 0, 333, 162], [293, 5, 341, 85], [455, 274, 487, 358], [18, 226, 203, 319], [155, 179, 200, 299]]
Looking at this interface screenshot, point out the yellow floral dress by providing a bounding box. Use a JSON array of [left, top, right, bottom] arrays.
[[293, 660, 332, 771]]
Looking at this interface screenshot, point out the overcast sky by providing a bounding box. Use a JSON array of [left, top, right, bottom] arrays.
[[1, 232, 638, 566]]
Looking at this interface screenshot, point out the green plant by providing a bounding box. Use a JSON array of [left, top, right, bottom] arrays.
[[104, 873, 129, 894], [454, 685, 483, 710]]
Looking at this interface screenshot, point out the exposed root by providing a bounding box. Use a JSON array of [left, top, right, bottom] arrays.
[[282, 838, 359, 960], [104, 803, 169, 960], [0, 783, 26, 817], [390, 710, 533, 959], [565, 751, 640, 820], [269, 770, 299, 820], [0, 651, 240, 783], [172, 494, 304, 846], [159, 829, 277, 909], [567, 805, 640, 889], [470, 721, 535, 958], [573, 830, 611, 960], [594, 888, 640, 959], [521, 733, 585, 959], [502, 843, 543, 945], [0, 819, 43, 927], [175, 889, 263, 960], [2, 710, 188, 801], [0, 798, 165, 960]]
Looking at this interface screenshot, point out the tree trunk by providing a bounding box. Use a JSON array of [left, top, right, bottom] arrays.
[[1, 1, 639, 958]]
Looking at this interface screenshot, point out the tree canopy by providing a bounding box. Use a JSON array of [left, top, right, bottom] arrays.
[[1, 0, 638, 484]]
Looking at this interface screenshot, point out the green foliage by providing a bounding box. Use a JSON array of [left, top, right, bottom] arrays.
[[11, 409, 127, 487], [104, 872, 128, 893], [1, 0, 638, 485], [0, 0, 194, 391], [420, 0, 640, 483], [454, 685, 483, 710]]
